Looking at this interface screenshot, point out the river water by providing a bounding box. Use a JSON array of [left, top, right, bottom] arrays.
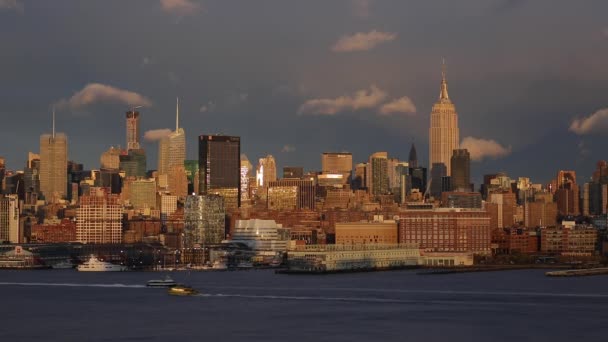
[[0, 269, 606, 341]]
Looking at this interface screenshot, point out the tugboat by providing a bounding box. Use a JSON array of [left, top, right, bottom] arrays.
[[146, 275, 177, 288], [168, 285, 199, 296]]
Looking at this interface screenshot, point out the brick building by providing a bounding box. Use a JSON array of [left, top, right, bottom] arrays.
[[399, 208, 491, 255]]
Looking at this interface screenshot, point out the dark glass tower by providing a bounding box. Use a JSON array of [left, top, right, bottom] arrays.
[[450, 149, 471, 191], [198, 135, 241, 209]]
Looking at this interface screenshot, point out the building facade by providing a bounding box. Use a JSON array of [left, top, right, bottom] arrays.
[[39, 132, 68, 200], [184, 194, 226, 247], [0, 195, 19, 243], [450, 149, 470, 191], [398, 208, 491, 255], [126, 110, 141, 150], [198, 135, 241, 209], [76, 187, 122, 244]]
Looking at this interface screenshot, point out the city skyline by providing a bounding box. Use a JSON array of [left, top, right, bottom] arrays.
[[1, 1, 608, 185]]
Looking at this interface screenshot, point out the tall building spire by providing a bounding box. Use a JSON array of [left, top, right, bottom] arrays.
[[440, 58, 449, 101], [408, 142, 418, 168], [176, 97, 179, 131]]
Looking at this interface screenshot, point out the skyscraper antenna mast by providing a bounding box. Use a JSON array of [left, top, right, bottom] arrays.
[[176, 97, 179, 131]]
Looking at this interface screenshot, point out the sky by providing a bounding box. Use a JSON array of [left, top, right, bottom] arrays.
[[1, 0, 608, 186]]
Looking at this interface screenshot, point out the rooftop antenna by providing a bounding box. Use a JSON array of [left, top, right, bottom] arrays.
[[176, 97, 179, 131]]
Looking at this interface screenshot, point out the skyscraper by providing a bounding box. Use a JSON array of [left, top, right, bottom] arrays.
[[321, 152, 352, 186], [158, 98, 186, 175], [367, 152, 389, 196], [126, 110, 141, 151], [256, 155, 277, 188], [0, 195, 19, 243], [100, 146, 122, 170], [184, 194, 226, 247], [39, 111, 68, 201], [450, 149, 471, 191], [429, 61, 459, 195], [198, 135, 241, 209], [408, 143, 418, 168]]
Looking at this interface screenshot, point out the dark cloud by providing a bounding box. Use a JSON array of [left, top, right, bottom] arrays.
[[1, 0, 608, 186]]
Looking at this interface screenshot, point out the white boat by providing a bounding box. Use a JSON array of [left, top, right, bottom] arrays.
[[77, 255, 129, 272], [237, 261, 253, 269], [147, 275, 177, 287], [52, 260, 75, 269]]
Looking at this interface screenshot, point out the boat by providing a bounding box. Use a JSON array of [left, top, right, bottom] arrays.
[[147, 275, 177, 287], [52, 260, 76, 269], [77, 255, 129, 272], [212, 260, 228, 270], [237, 261, 253, 269], [168, 285, 199, 296]]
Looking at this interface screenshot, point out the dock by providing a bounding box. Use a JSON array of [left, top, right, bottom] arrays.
[[545, 268, 608, 277]]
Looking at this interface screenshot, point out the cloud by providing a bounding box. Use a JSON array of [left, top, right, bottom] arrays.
[[460, 136, 512, 161], [602, 28, 608, 38], [55, 83, 152, 110], [331, 30, 396, 52], [281, 145, 296, 153], [160, 0, 201, 16], [379, 96, 416, 115], [0, 0, 23, 12], [144, 129, 172, 142], [569, 108, 608, 135], [298, 85, 387, 115]]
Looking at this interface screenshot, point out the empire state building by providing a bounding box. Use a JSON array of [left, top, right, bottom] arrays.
[[429, 62, 459, 195]]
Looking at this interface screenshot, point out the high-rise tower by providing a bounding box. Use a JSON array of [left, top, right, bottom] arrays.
[[429, 60, 459, 196], [451, 149, 471, 191], [158, 98, 186, 175], [198, 135, 241, 209], [126, 109, 141, 150], [40, 109, 68, 201]]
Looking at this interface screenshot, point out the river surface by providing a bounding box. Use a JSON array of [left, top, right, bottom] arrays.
[[0, 269, 606, 341]]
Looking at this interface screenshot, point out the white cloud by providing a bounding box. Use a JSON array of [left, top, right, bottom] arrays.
[[331, 30, 396, 52], [144, 129, 172, 142], [298, 85, 387, 115], [160, 0, 201, 16], [379, 96, 416, 115], [281, 145, 296, 153], [460, 136, 512, 161], [0, 0, 23, 12], [55, 83, 152, 110], [569, 108, 608, 135]]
